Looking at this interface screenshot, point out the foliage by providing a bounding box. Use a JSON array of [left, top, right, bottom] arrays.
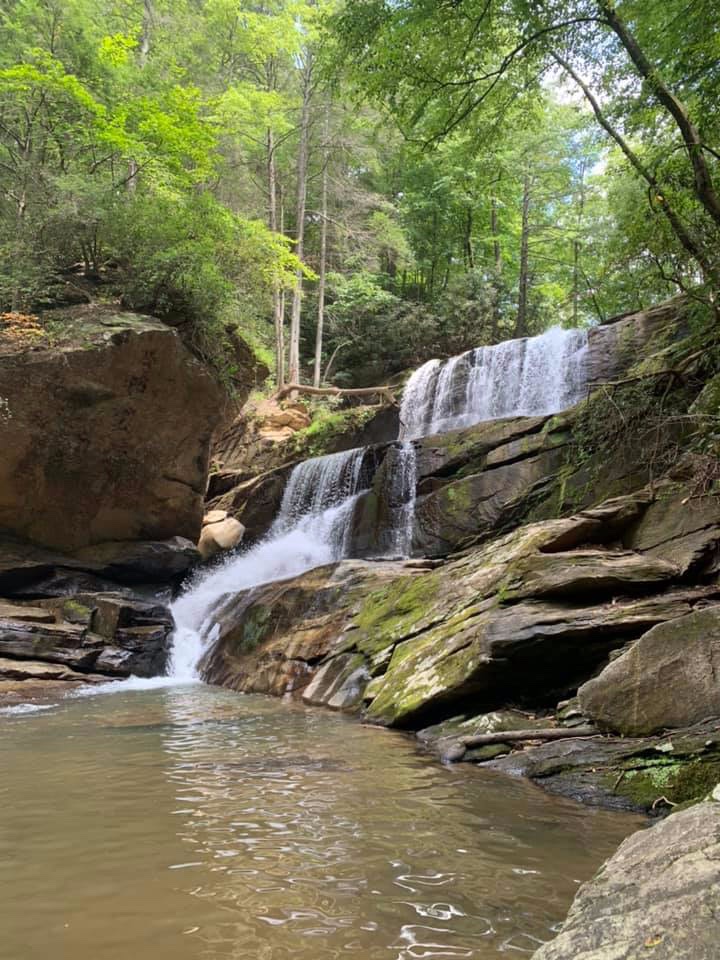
[[1, 0, 718, 391]]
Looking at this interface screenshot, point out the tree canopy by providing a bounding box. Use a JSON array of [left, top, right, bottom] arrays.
[[1, 0, 717, 388]]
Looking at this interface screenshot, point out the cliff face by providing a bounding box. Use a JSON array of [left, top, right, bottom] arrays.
[[0, 305, 259, 696], [0, 308, 225, 551]]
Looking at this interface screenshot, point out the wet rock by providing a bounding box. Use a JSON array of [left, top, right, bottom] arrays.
[[556, 697, 590, 728], [578, 607, 720, 736], [532, 798, 720, 960], [413, 416, 550, 482], [585, 298, 687, 386], [0, 618, 102, 671], [207, 468, 289, 544], [0, 308, 223, 552], [200, 560, 407, 696], [498, 549, 678, 601], [0, 534, 197, 594], [0, 602, 55, 623], [70, 537, 199, 582], [624, 481, 720, 574], [363, 585, 705, 727], [0, 657, 102, 683], [302, 654, 369, 710], [413, 445, 567, 557], [203, 509, 228, 524]]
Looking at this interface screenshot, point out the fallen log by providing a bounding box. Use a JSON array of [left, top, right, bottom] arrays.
[[438, 725, 598, 763], [274, 382, 397, 405]]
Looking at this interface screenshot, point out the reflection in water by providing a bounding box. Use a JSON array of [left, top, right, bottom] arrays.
[[1, 686, 640, 960]]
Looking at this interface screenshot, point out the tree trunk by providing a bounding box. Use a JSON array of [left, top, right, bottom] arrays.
[[600, 0, 720, 230], [267, 128, 285, 389], [573, 160, 586, 327], [275, 383, 396, 404], [490, 196, 502, 340], [11, 190, 27, 312], [552, 52, 715, 284], [515, 175, 531, 338], [127, 0, 153, 193], [288, 52, 313, 389], [464, 207, 475, 269], [313, 106, 330, 388]]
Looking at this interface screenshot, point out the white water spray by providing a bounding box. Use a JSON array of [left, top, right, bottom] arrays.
[[167, 448, 368, 681], [400, 326, 588, 440]]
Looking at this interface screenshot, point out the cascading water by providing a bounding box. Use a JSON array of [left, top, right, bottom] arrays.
[[167, 448, 369, 680], [400, 326, 588, 440], [164, 326, 588, 683], [386, 442, 417, 557]]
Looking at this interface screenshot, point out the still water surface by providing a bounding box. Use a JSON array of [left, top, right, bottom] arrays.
[[1, 685, 640, 960]]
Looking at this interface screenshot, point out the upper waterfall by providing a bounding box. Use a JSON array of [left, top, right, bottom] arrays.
[[399, 326, 588, 441]]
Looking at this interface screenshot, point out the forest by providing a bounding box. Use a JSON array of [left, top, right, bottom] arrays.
[[1, 0, 718, 390], [3, 6, 720, 956]]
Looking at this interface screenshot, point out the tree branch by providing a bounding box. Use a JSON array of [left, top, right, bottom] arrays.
[[599, 0, 720, 229]]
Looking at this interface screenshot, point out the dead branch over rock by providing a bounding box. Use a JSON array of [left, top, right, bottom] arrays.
[[438, 725, 598, 763], [274, 382, 397, 405]]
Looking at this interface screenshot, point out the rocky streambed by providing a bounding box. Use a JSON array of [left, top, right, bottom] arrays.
[[3, 297, 720, 958]]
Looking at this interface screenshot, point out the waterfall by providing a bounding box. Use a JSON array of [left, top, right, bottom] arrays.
[[164, 327, 587, 684], [168, 448, 369, 681], [400, 326, 588, 440], [386, 442, 417, 558]]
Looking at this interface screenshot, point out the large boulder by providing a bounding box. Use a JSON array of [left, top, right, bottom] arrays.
[[578, 607, 720, 736], [199, 492, 714, 730], [198, 512, 245, 560], [200, 560, 406, 701], [532, 798, 720, 960], [0, 308, 224, 552]]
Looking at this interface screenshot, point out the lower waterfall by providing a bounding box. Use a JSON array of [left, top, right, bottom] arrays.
[[168, 448, 370, 680], [400, 325, 588, 440]]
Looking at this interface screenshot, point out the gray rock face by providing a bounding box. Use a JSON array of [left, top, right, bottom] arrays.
[[585, 298, 686, 386], [578, 607, 720, 736], [0, 536, 197, 594], [532, 799, 720, 960]]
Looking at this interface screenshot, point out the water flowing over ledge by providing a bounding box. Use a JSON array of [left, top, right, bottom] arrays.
[[168, 325, 589, 682], [168, 448, 372, 681], [400, 326, 588, 440]]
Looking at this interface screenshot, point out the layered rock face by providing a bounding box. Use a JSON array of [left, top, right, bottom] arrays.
[[0, 308, 223, 551]]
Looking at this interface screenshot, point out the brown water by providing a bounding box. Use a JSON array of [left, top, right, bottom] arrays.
[[0, 685, 640, 960]]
